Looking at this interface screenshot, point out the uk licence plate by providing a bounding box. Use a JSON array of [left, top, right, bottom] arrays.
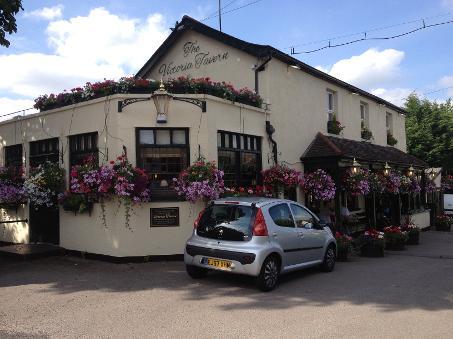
[[203, 257, 232, 270]]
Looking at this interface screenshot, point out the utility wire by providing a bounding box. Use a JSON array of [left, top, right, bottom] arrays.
[[201, 0, 264, 22], [285, 12, 452, 50], [0, 107, 34, 118], [202, 0, 238, 22], [291, 18, 453, 55]]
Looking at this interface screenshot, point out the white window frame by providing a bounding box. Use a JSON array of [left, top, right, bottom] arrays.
[[386, 112, 393, 135], [360, 102, 369, 129], [326, 89, 336, 121]]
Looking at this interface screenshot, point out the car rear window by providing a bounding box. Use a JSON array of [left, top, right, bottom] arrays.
[[196, 204, 254, 241]]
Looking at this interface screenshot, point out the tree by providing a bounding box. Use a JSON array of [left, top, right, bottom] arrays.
[[0, 0, 23, 47], [405, 94, 453, 170]]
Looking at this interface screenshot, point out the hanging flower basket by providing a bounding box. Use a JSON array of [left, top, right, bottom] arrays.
[[24, 162, 65, 209], [58, 191, 93, 215], [384, 171, 401, 194], [442, 175, 453, 191], [300, 169, 336, 201], [173, 159, 224, 203], [262, 164, 301, 197], [343, 168, 370, 196], [0, 166, 27, 210], [425, 179, 436, 193], [368, 172, 386, 194]]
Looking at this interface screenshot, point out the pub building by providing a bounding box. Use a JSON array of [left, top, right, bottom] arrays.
[[0, 16, 430, 259]]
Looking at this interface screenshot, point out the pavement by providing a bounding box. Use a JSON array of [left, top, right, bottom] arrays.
[[0, 231, 452, 339]]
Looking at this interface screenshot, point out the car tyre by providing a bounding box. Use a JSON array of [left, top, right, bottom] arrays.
[[186, 264, 208, 279], [256, 256, 280, 292], [321, 245, 336, 272]]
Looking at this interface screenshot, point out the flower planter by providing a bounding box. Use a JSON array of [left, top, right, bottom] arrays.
[[360, 242, 384, 257], [406, 231, 420, 245], [435, 224, 451, 232], [385, 241, 406, 251], [337, 248, 349, 261]]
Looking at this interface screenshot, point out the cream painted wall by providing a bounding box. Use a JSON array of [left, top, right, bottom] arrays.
[[0, 206, 28, 243], [0, 94, 267, 257]]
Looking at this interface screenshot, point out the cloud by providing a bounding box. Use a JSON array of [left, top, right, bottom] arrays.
[[24, 5, 64, 20], [0, 98, 38, 120], [371, 88, 414, 107], [439, 75, 453, 97], [442, 0, 453, 10], [0, 7, 169, 111], [317, 48, 405, 89]]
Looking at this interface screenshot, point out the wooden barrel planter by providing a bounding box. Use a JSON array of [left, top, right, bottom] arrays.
[[360, 242, 384, 257], [406, 231, 420, 245], [385, 241, 406, 251]]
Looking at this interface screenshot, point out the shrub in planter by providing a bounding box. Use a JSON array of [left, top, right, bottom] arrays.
[[387, 132, 398, 146], [335, 232, 353, 261], [383, 226, 408, 250], [327, 115, 345, 135], [361, 127, 373, 140], [401, 220, 420, 245], [58, 191, 93, 215], [435, 214, 452, 232], [360, 229, 385, 257]]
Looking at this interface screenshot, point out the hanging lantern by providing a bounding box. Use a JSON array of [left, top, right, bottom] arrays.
[[152, 81, 173, 123], [352, 158, 361, 174], [407, 165, 415, 177], [383, 162, 391, 176]]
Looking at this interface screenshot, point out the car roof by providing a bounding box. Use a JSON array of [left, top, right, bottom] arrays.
[[214, 196, 297, 208]]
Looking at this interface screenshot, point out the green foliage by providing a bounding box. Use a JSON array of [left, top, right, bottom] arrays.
[[0, 0, 23, 47], [405, 94, 453, 170]]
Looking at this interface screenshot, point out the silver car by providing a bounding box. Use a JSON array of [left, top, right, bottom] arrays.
[[184, 197, 337, 291]]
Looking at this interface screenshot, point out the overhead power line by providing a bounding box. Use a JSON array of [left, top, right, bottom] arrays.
[[201, 0, 264, 22], [291, 17, 453, 55], [0, 107, 34, 118]]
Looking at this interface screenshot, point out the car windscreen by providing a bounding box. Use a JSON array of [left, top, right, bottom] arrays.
[[196, 204, 254, 241]]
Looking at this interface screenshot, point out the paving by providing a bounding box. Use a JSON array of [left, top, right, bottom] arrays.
[[0, 231, 452, 339]]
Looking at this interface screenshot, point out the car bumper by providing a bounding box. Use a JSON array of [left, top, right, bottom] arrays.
[[184, 244, 263, 277]]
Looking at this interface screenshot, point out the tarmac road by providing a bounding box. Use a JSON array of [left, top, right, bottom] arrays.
[[0, 231, 452, 339]]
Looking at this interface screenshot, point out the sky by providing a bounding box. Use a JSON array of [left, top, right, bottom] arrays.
[[1, 0, 453, 117]]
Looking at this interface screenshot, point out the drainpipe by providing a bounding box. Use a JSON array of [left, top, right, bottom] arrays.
[[254, 55, 272, 94], [266, 121, 278, 165]]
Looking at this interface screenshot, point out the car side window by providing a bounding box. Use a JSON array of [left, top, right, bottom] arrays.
[[269, 203, 295, 228], [290, 204, 315, 229]]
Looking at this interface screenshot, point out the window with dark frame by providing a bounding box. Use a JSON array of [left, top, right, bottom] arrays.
[[69, 132, 98, 167], [4, 144, 22, 168], [29, 138, 59, 167], [136, 128, 189, 201], [217, 131, 262, 188]]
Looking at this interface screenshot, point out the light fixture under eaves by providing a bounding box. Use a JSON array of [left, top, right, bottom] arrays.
[[290, 65, 300, 70]]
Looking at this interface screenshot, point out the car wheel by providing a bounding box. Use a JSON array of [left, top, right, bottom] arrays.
[[186, 264, 208, 279], [256, 256, 280, 292], [321, 245, 336, 272]]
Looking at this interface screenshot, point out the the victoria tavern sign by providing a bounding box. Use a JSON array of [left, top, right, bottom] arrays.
[[158, 41, 229, 77]]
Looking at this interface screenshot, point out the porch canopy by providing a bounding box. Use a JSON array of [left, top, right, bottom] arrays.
[[301, 132, 428, 230]]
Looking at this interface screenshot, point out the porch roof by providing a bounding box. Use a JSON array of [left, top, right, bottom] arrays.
[[301, 132, 428, 168]]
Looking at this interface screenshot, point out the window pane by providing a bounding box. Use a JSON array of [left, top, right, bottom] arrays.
[[232, 135, 237, 148], [290, 204, 315, 228], [140, 130, 154, 144], [173, 130, 186, 144], [155, 130, 171, 145], [217, 132, 221, 147], [239, 152, 259, 187], [269, 204, 295, 228], [218, 150, 236, 187], [224, 134, 230, 148], [141, 147, 187, 187]]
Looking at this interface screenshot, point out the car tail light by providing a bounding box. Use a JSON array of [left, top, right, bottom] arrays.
[[193, 209, 205, 229], [252, 208, 268, 236]]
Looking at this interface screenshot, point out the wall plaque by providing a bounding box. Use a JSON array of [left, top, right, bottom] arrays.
[[150, 207, 180, 227]]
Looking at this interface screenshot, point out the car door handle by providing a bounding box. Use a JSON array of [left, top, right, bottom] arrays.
[[272, 232, 277, 237]]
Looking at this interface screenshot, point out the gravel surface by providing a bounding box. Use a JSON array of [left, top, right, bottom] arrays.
[[0, 231, 452, 339]]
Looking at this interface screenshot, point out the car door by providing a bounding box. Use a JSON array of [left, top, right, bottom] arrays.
[[290, 203, 326, 262], [267, 203, 301, 267]]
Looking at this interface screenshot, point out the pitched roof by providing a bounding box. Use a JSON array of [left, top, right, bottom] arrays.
[[136, 15, 407, 114], [301, 132, 428, 168]]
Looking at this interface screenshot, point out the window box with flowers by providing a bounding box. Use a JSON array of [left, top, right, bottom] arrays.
[[327, 115, 344, 135], [387, 132, 398, 146], [361, 126, 373, 141], [383, 226, 408, 250], [359, 229, 385, 257]]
